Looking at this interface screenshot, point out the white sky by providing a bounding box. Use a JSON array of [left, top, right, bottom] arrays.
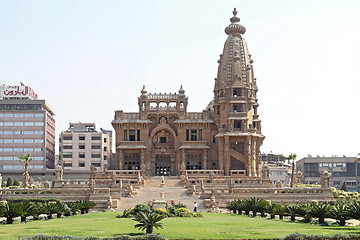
[[1, 0, 359, 159]]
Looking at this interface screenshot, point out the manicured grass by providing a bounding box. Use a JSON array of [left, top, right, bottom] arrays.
[[1, 212, 360, 240]]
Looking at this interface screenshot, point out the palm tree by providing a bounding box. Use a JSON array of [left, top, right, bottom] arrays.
[[295, 204, 312, 223], [284, 205, 297, 222], [18, 154, 33, 188], [77, 200, 96, 214], [266, 202, 281, 219], [133, 211, 165, 234], [349, 202, 360, 220], [310, 204, 332, 225], [0, 202, 22, 224], [287, 153, 297, 187], [330, 204, 351, 226]]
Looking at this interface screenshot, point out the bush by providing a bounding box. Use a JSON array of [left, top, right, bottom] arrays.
[[282, 232, 360, 240], [20, 234, 168, 240], [8, 198, 62, 204], [6, 177, 14, 187], [13, 179, 21, 186]]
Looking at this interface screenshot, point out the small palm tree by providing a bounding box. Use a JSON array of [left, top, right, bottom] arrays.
[[0, 202, 22, 224], [310, 204, 332, 225], [133, 211, 165, 234], [77, 200, 96, 214], [349, 202, 360, 220], [284, 205, 297, 222], [18, 154, 33, 188], [266, 202, 280, 219], [287, 153, 297, 187], [295, 204, 312, 223], [330, 204, 351, 226]]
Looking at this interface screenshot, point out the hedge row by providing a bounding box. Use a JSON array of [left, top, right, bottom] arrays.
[[20, 234, 168, 240]]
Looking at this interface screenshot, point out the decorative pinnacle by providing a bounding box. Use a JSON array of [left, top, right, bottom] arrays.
[[230, 7, 240, 23], [141, 85, 147, 94], [233, 8, 237, 16], [178, 85, 185, 94]]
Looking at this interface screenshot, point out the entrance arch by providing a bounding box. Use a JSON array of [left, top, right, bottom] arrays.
[[149, 119, 178, 176]]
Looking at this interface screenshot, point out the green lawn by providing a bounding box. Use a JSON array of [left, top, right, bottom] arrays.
[[1, 212, 360, 240]]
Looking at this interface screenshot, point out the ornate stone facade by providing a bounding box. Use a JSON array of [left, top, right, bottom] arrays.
[[112, 9, 265, 177]]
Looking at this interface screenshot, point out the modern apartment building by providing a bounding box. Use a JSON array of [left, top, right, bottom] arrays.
[[59, 122, 111, 171], [296, 156, 360, 192], [0, 84, 56, 173], [261, 153, 287, 164]]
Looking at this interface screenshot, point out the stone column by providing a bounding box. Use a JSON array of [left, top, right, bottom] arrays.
[[246, 136, 251, 176], [202, 149, 208, 170], [224, 135, 230, 176], [181, 149, 186, 173], [118, 150, 123, 170], [251, 140, 257, 177], [218, 137, 224, 174], [140, 149, 146, 173]]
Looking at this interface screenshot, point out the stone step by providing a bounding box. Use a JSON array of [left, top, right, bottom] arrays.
[[118, 186, 204, 211]]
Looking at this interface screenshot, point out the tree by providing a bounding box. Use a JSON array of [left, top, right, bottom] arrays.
[[77, 200, 96, 214], [13, 179, 20, 187], [18, 154, 33, 188], [284, 205, 297, 222], [310, 204, 332, 225], [340, 182, 348, 192], [133, 211, 165, 234], [287, 153, 297, 187], [6, 176, 14, 187], [330, 204, 351, 226], [0, 202, 22, 224]]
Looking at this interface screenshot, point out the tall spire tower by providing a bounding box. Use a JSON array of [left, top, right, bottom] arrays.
[[213, 8, 265, 176]]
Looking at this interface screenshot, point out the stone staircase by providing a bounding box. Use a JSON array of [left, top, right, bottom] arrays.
[[117, 177, 205, 211]]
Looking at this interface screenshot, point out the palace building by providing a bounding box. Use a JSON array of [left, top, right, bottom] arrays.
[[112, 9, 265, 176]]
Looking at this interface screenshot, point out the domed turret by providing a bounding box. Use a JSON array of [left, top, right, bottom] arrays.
[[225, 8, 246, 36]]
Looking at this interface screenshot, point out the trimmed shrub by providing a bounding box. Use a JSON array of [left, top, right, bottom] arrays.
[[13, 179, 21, 186], [6, 177, 14, 187], [20, 234, 168, 240], [282, 232, 360, 240]]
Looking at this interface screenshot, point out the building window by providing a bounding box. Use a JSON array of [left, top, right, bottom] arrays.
[[104, 147, 107, 151], [63, 154, 72, 158], [79, 144, 85, 149], [34, 139, 43, 143], [63, 145, 72, 149], [25, 114, 34, 117], [35, 122, 44, 126], [104, 138, 107, 143], [79, 135, 85, 141], [213, 136, 216, 143], [79, 162, 85, 167], [198, 129, 202, 141], [63, 136, 72, 141], [24, 139, 33, 143], [186, 130, 189, 141], [14, 122, 23, 126], [25, 122, 34, 126], [91, 136, 101, 141], [124, 130, 128, 141], [129, 130, 136, 141], [35, 113, 44, 117], [160, 137, 167, 143], [104, 156, 107, 160], [137, 130, 140, 141], [91, 154, 101, 158], [234, 120, 242, 129], [92, 145, 101, 149], [191, 130, 197, 141], [63, 163, 72, 167], [5, 114, 14, 117], [79, 153, 85, 158], [5, 122, 14, 126], [91, 163, 101, 167], [15, 114, 24, 117]]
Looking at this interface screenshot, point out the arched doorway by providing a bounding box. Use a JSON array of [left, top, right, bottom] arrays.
[[150, 127, 177, 176]]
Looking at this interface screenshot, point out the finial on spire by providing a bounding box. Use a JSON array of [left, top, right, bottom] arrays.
[[225, 7, 246, 35], [178, 85, 185, 94], [141, 85, 147, 95], [233, 8, 238, 16]]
